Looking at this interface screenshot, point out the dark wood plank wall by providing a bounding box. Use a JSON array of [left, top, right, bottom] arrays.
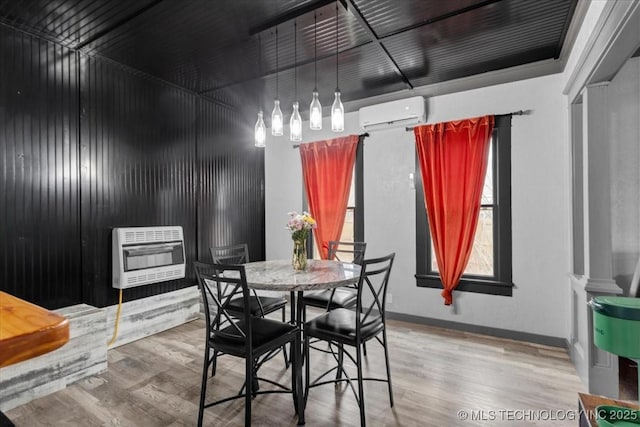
[[0, 24, 265, 309]]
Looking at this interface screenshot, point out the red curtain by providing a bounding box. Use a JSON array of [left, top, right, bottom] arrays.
[[299, 135, 359, 259], [414, 116, 494, 305]]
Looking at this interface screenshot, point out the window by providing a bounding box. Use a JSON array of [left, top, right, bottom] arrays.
[[415, 115, 512, 296]]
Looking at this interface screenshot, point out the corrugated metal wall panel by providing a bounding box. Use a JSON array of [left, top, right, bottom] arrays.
[[79, 55, 198, 307], [197, 99, 265, 263], [1, 0, 578, 109], [0, 24, 81, 309], [0, 0, 157, 48], [81, 0, 333, 93], [215, 42, 406, 116], [0, 22, 265, 309], [382, 0, 573, 86], [353, 0, 486, 37]]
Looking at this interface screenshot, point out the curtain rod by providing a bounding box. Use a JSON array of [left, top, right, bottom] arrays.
[[292, 132, 369, 149], [404, 110, 529, 132]]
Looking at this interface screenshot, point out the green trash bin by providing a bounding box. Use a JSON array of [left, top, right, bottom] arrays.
[[589, 296, 640, 426], [589, 296, 640, 360]]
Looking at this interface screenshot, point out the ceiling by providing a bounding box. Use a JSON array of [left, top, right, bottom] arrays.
[[0, 0, 580, 113]]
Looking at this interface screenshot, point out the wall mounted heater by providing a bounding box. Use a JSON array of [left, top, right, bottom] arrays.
[[112, 226, 186, 289]]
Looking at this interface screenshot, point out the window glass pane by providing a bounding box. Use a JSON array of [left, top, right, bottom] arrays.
[[481, 140, 493, 204], [430, 239, 438, 272], [465, 208, 494, 276], [429, 207, 494, 277], [340, 208, 354, 244], [347, 167, 356, 206]]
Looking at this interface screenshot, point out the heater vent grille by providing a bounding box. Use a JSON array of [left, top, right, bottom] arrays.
[[113, 226, 186, 289]]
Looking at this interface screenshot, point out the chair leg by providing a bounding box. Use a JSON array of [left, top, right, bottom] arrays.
[[356, 342, 366, 427], [359, 306, 368, 357], [198, 347, 211, 427], [297, 331, 305, 424], [210, 350, 218, 376], [304, 334, 310, 407], [282, 344, 290, 369], [252, 379, 259, 397], [245, 355, 253, 426], [281, 307, 290, 369], [336, 343, 343, 380], [382, 327, 394, 407], [290, 336, 298, 414]]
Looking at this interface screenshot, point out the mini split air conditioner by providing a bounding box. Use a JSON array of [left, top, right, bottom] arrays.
[[359, 96, 426, 131]]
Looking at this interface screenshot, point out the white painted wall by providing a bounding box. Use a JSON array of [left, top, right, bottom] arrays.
[[262, 0, 635, 342], [264, 116, 363, 260], [609, 57, 640, 295], [265, 73, 572, 339]]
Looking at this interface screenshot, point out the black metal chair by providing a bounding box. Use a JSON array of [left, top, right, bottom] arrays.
[[303, 253, 395, 427], [209, 243, 289, 374], [301, 241, 367, 318], [194, 261, 301, 427], [302, 241, 367, 359]]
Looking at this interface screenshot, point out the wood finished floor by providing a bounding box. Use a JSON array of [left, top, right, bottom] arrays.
[[6, 314, 585, 426]]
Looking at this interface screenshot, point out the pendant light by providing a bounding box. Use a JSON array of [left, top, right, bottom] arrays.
[[255, 111, 266, 147], [331, 1, 344, 132], [290, 21, 302, 142], [271, 27, 284, 136], [309, 12, 322, 130], [254, 34, 266, 147]]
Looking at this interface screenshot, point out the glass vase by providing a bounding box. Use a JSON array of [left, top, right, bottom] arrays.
[[292, 239, 307, 271]]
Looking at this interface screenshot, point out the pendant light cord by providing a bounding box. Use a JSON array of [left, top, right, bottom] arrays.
[[335, 1, 339, 92], [294, 21, 297, 101], [275, 27, 279, 98], [314, 12, 317, 91], [258, 34, 262, 108]]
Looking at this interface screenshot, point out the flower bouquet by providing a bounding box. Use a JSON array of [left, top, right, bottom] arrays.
[[287, 211, 316, 270]]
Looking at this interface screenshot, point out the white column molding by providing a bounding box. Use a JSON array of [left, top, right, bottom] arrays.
[[569, 82, 623, 398], [581, 82, 621, 294]]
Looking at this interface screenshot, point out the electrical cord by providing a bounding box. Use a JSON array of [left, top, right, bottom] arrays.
[[107, 289, 123, 347]]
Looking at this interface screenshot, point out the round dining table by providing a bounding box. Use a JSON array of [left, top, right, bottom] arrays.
[[243, 258, 361, 340], [243, 259, 361, 292], [242, 259, 361, 425]]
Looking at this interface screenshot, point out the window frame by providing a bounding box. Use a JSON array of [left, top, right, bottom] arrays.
[[414, 115, 513, 296]]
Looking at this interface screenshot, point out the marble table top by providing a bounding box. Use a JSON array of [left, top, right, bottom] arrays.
[[243, 259, 361, 292]]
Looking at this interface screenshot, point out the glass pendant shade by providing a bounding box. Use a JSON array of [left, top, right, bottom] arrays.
[[254, 110, 266, 147], [331, 91, 344, 132], [271, 98, 283, 136], [290, 101, 302, 142], [309, 90, 322, 130]]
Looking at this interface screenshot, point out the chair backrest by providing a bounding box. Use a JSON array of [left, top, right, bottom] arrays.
[[327, 241, 367, 265], [355, 253, 395, 330], [210, 243, 249, 264], [194, 261, 251, 345]]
